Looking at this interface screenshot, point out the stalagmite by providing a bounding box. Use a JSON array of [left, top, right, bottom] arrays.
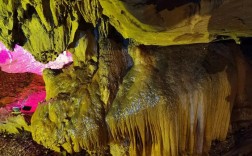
[[31, 32, 132, 153]]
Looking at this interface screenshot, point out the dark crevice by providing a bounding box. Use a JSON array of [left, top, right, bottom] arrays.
[[58, 5, 67, 26], [67, 14, 93, 49], [146, 0, 201, 11], [42, 0, 54, 28], [22, 106, 32, 111], [50, 69, 63, 76], [12, 9, 26, 47], [240, 37, 252, 65], [107, 23, 129, 48], [212, 35, 232, 42], [78, 15, 94, 31], [23, 4, 36, 20]]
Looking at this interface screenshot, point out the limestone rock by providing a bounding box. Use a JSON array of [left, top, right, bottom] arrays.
[[0, 0, 15, 49], [0, 0, 82, 62], [31, 35, 132, 153], [1, 0, 252, 155], [107, 43, 238, 155], [99, 0, 252, 45]]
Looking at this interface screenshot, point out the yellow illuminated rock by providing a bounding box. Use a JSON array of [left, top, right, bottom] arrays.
[[107, 43, 237, 155], [1, 0, 252, 155], [99, 0, 252, 45], [31, 36, 132, 153]]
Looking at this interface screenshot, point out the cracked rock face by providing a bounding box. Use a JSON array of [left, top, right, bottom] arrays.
[[1, 0, 252, 155]]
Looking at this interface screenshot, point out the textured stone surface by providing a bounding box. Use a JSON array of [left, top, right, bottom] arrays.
[[31, 35, 132, 153], [0, 0, 83, 62], [30, 41, 247, 155], [1, 0, 252, 55], [99, 0, 252, 45], [1, 0, 252, 155], [107, 43, 237, 155]]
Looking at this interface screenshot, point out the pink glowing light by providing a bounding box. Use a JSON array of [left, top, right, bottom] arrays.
[[0, 42, 73, 75], [0, 49, 12, 64], [1, 41, 72, 114], [6, 91, 46, 114]]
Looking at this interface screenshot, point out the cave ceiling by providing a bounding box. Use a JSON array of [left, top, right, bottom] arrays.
[[0, 0, 252, 55]]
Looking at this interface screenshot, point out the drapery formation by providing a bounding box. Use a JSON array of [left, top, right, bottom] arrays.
[[31, 41, 241, 155]]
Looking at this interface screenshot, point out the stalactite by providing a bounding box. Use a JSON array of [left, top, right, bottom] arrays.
[[106, 43, 237, 155], [77, 0, 101, 26], [0, 0, 15, 48], [98, 38, 133, 110], [0, 0, 82, 62], [96, 19, 133, 109]]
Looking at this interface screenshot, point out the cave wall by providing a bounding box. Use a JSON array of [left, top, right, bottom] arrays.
[[1, 0, 84, 62], [1, 0, 252, 155], [107, 43, 238, 155], [31, 40, 244, 155]]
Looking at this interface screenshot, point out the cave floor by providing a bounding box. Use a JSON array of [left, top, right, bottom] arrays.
[[0, 130, 89, 156], [0, 124, 252, 156], [0, 131, 57, 156]]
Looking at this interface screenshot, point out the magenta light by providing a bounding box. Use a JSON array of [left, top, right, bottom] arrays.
[[1, 41, 72, 114], [0, 42, 73, 75], [6, 91, 46, 114], [0, 49, 12, 64], [21, 91, 46, 113]]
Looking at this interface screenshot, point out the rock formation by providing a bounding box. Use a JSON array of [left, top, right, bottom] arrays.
[[1, 0, 252, 155]]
